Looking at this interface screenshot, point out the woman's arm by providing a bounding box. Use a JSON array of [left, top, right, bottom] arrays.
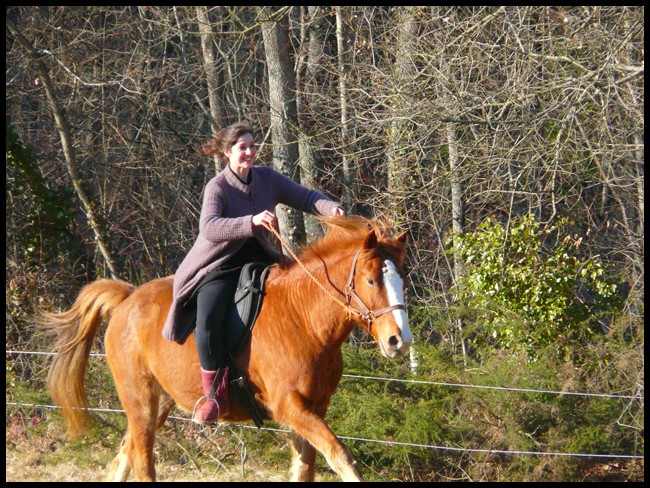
[[267, 168, 345, 217]]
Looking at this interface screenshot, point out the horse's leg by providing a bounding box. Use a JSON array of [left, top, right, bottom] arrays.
[[104, 432, 132, 481], [279, 392, 361, 482], [117, 379, 160, 482], [104, 391, 173, 482], [106, 300, 168, 481], [290, 432, 316, 482], [107, 353, 160, 481], [157, 392, 176, 428]]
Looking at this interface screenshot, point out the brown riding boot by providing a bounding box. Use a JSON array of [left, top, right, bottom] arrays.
[[193, 367, 230, 425]]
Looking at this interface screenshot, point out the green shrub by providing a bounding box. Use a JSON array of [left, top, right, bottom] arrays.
[[447, 214, 621, 361]]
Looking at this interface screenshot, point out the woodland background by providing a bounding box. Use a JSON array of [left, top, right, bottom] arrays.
[[6, 6, 644, 481]]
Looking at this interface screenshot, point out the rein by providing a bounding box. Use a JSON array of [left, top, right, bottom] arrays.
[[268, 225, 405, 330]]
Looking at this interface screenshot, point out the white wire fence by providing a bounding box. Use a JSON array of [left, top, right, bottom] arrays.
[[6, 349, 645, 461]]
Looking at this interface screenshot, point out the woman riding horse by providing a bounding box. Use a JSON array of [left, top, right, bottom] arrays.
[[45, 214, 411, 481], [162, 121, 345, 424]]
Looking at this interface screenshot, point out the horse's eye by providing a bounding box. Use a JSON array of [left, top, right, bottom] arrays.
[[366, 278, 377, 287]]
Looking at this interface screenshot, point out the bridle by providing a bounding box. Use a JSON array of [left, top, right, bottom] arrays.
[[344, 249, 406, 333], [269, 225, 405, 332]]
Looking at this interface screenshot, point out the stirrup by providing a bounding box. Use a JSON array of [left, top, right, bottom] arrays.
[[192, 394, 221, 424]]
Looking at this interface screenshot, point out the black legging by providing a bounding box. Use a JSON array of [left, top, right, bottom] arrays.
[[194, 274, 239, 371]]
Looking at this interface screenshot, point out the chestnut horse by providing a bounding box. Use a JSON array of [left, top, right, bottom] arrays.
[[43, 216, 412, 482]]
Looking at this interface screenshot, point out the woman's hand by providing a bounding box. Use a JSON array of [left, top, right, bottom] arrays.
[[252, 210, 278, 231], [331, 207, 346, 217]]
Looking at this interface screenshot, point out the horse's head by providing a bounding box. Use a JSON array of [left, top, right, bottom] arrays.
[[346, 228, 413, 358]]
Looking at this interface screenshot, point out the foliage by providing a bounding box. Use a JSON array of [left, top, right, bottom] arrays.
[[6, 119, 80, 266], [447, 215, 622, 361], [332, 339, 642, 481]]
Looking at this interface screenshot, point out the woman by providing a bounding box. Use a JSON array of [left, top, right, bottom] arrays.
[[162, 121, 345, 424]]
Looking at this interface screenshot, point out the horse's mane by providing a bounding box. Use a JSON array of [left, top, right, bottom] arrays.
[[294, 215, 404, 265]]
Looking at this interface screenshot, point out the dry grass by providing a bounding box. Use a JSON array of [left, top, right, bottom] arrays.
[[5, 448, 289, 482], [6, 435, 292, 482], [5, 410, 293, 482]]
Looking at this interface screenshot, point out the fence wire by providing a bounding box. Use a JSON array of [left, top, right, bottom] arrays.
[[6, 349, 645, 461]]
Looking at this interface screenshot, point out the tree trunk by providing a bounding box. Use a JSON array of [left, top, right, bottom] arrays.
[[386, 7, 419, 226], [447, 122, 467, 364], [196, 6, 224, 172], [259, 7, 306, 249], [298, 6, 326, 240], [335, 7, 354, 214]]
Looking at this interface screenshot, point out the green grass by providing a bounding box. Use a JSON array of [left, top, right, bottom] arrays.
[[6, 337, 644, 482]]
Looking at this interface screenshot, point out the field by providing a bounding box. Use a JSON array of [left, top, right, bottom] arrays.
[[5, 403, 644, 482]]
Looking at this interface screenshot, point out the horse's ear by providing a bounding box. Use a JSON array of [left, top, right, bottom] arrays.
[[395, 231, 407, 244], [363, 230, 378, 249]]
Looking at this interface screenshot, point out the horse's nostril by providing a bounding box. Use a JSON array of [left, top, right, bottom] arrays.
[[388, 335, 400, 348]]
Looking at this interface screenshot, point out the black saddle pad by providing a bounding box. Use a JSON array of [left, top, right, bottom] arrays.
[[223, 262, 271, 353]]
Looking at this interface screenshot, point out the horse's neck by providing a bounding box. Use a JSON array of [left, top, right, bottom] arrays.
[[270, 256, 355, 347]]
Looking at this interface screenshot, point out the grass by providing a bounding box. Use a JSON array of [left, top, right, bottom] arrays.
[[6, 404, 298, 482], [6, 339, 644, 482]]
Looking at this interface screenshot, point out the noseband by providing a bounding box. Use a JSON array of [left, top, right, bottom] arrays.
[[344, 249, 406, 332]]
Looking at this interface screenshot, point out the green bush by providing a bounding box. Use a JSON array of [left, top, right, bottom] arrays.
[[447, 215, 621, 361]]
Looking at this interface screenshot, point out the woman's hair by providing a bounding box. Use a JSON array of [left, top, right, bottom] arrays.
[[201, 121, 254, 163]]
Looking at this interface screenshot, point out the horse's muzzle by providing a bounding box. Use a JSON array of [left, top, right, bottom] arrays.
[[378, 332, 411, 358]]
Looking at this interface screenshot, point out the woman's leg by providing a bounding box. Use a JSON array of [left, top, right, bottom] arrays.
[[194, 277, 238, 370], [193, 275, 238, 423]]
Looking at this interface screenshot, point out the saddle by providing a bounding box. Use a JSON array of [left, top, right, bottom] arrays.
[[223, 262, 272, 353], [223, 262, 271, 428]]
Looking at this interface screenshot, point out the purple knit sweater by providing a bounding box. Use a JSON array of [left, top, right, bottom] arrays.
[[162, 165, 342, 343]]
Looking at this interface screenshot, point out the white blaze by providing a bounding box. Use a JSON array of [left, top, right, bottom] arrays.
[[382, 260, 413, 346]]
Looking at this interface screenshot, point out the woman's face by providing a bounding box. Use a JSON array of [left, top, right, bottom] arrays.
[[225, 132, 256, 176]]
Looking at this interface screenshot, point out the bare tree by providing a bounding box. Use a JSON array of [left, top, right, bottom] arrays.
[[258, 6, 307, 248], [196, 6, 225, 172], [335, 7, 354, 214], [385, 6, 419, 227], [295, 6, 330, 239], [6, 6, 644, 364], [7, 16, 121, 279]]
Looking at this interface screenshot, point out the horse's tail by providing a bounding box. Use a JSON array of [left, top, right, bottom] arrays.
[[42, 278, 134, 438]]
